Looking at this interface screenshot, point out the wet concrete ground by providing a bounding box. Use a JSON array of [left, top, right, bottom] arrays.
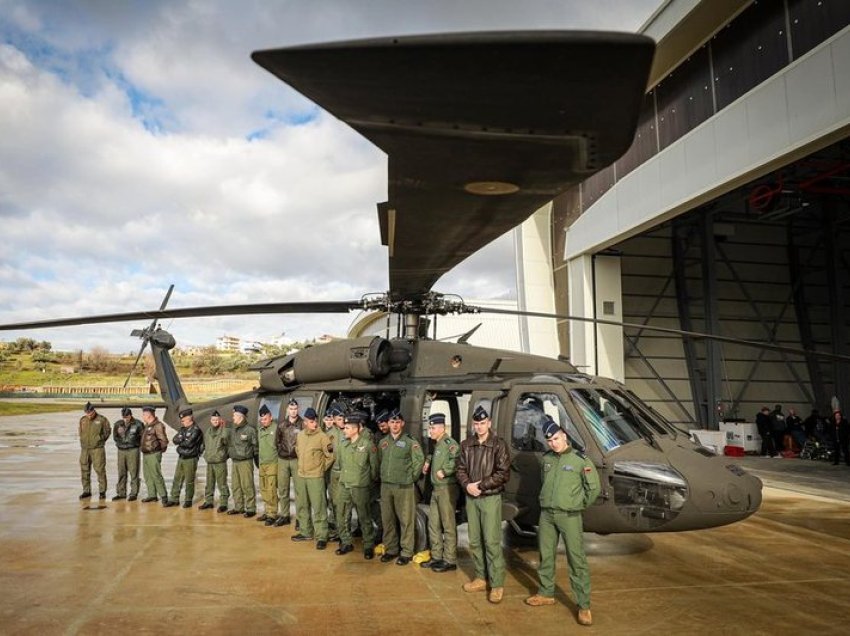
[[1, 413, 849, 635]]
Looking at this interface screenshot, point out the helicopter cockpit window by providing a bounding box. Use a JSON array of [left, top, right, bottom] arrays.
[[613, 389, 680, 437], [512, 392, 585, 453], [569, 388, 645, 452]]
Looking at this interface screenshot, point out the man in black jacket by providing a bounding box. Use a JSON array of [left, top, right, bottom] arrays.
[[170, 408, 204, 508], [457, 405, 511, 604], [112, 407, 144, 501]]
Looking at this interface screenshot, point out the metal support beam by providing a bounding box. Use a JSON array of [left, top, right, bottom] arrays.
[[824, 203, 850, 411], [701, 213, 723, 430], [624, 334, 696, 424], [672, 220, 705, 426]]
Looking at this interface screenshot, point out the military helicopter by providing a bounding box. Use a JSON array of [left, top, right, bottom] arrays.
[[1, 32, 771, 548]]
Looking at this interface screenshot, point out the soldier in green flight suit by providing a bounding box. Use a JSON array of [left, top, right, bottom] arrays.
[[292, 408, 334, 549], [198, 410, 230, 512], [227, 404, 258, 518], [525, 417, 601, 628], [377, 408, 424, 565], [326, 405, 346, 540], [420, 412, 460, 572], [257, 404, 279, 523], [335, 411, 380, 559], [170, 408, 205, 508], [112, 407, 143, 501], [78, 402, 111, 501]]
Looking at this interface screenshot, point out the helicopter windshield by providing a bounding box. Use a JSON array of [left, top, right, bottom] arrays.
[[511, 392, 586, 453], [569, 388, 652, 452]]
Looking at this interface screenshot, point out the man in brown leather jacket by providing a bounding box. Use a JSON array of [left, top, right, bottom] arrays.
[[139, 406, 174, 506], [457, 404, 511, 604], [274, 398, 302, 526]]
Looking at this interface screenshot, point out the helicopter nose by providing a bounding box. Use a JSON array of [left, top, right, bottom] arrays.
[[689, 461, 763, 521]]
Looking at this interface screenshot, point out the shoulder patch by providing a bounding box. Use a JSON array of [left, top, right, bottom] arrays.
[[583, 466, 593, 473]]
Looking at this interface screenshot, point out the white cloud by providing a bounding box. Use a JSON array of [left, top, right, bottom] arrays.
[[0, 0, 662, 352]]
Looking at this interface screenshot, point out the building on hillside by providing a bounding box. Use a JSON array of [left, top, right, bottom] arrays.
[[215, 335, 240, 352]]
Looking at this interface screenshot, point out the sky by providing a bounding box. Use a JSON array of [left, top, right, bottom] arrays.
[[0, 0, 661, 353]]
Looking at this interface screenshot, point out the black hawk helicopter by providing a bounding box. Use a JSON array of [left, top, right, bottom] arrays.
[[2, 32, 771, 546]]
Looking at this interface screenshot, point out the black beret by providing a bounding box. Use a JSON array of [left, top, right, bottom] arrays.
[[121, 407, 132, 417], [472, 405, 489, 421], [178, 408, 193, 418], [233, 405, 248, 415], [258, 405, 271, 417]]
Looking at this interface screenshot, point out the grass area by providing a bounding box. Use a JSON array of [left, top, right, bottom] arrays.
[[0, 401, 80, 416]]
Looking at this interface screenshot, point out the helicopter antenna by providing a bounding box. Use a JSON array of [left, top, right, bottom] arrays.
[[124, 284, 174, 388]]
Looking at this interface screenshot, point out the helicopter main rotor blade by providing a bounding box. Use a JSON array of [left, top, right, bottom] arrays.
[[124, 284, 175, 388], [473, 306, 850, 364], [0, 301, 362, 332]]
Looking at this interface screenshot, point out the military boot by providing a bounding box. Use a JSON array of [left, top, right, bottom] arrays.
[[577, 609, 592, 626], [162, 498, 178, 508], [462, 579, 487, 593], [79, 492, 92, 500], [198, 503, 214, 510], [488, 588, 504, 604], [141, 496, 157, 503]]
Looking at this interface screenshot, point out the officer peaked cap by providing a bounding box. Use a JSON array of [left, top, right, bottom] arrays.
[[428, 413, 447, 426], [542, 416, 561, 440], [178, 408, 193, 419], [344, 412, 364, 426], [233, 405, 248, 415], [375, 410, 390, 424], [472, 405, 489, 421], [389, 408, 404, 420]]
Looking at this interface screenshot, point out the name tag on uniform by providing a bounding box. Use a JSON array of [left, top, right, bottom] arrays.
[[563, 465, 574, 471], [240, 434, 247, 440], [395, 440, 406, 448]]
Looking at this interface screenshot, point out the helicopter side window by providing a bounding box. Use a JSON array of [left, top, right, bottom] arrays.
[[512, 392, 585, 453], [423, 392, 471, 443], [260, 397, 283, 423], [570, 388, 644, 452]]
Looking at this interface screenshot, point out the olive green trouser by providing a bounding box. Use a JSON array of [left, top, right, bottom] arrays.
[[380, 483, 416, 558], [204, 461, 230, 505], [116, 448, 140, 497], [428, 484, 459, 563], [537, 508, 591, 608], [142, 451, 168, 499], [259, 462, 278, 515], [466, 494, 505, 586], [80, 447, 107, 494], [340, 484, 375, 549], [371, 482, 383, 536], [170, 457, 199, 503], [295, 476, 328, 540], [277, 457, 298, 519], [231, 459, 256, 513]]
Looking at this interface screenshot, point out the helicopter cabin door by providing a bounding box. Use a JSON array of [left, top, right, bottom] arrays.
[[500, 385, 592, 526]]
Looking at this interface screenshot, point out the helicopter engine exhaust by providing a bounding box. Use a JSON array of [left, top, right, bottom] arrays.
[[278, 336, 409, 386]]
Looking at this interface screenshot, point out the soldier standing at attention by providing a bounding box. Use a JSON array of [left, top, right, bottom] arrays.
[[327, 405, 347, 541], [336, 411, 380, 559], [525, 418, 600, 627], [457, 405, 511, 603], [139, 406, 174, 506], [292, 408, 334, 549], [78, 402, 111, 501], [420, 413, 460, 573], [371, 409, 391, 541], [377, 408, 424, 565], [274, 399, 302, 527], [198, 410, 230, 512], [257, 405, 279, 524], [227, 404, 258, 518], [170, 408, 204, 508], [112, 407, 143, 501]]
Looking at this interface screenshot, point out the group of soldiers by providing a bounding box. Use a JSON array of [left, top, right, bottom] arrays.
[[78, 398, 601, 626]]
